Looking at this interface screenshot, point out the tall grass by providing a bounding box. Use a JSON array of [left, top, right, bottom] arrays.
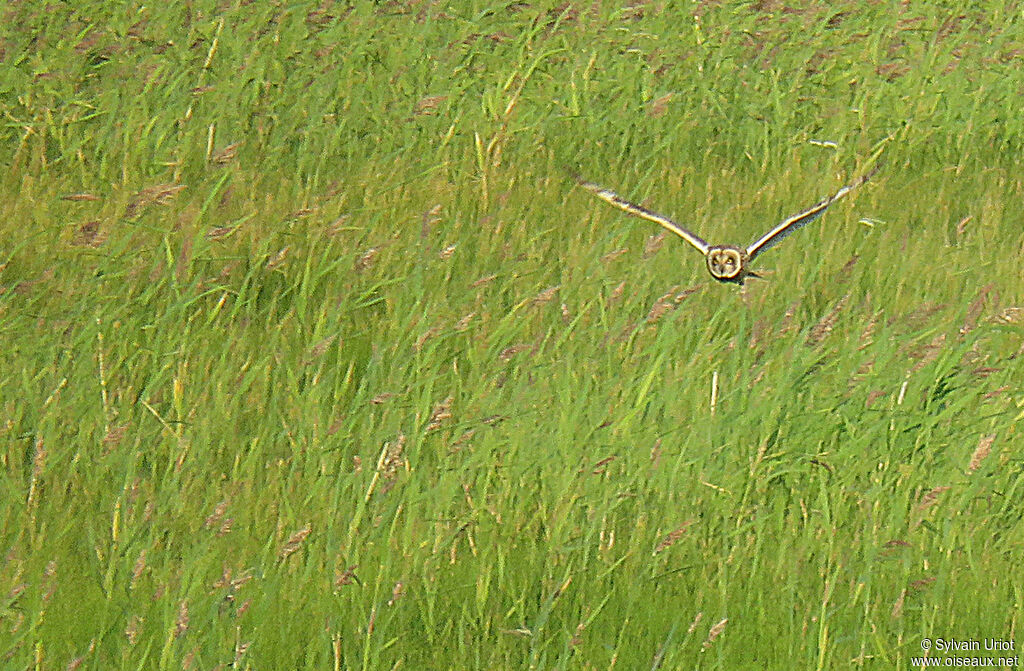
[[2, 2, 1022, 669]]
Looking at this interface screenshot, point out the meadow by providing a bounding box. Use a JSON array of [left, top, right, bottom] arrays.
[[2, 2, 1023, 669]]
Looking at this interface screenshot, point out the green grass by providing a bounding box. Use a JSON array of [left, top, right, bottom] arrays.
[[2, 2, 1023, 669]]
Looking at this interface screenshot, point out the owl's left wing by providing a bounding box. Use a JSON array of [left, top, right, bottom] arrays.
[[745, 167, 878, 261]]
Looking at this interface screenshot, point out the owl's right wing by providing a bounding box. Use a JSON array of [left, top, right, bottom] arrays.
[[575, 176, 711, 256]]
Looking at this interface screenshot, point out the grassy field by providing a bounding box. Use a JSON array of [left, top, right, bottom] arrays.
[[2, 2, 1023, 669]]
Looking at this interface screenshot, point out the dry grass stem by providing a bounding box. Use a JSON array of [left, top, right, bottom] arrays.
[[646, 285, 681, 325], [388, 581, 406, 606], [778, 302, 798, 336], [205, 225, 236, 240], [335, 565, 359, 589], [421, 204, 442, 236], [890, 303, 947, 332], [125, 616, 142, 645], [891, 588, 906, 619], [326, 214, 351, 236], [102, 424, 128, 454], [306, 335, 337, 361], [131, 550, 146, 588], [834, 254, 859, 284], [859, 312, 880, 350], [865, 389, 886, 409]]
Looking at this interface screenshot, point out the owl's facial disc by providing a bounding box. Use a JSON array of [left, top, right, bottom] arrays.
[[707, 247, 744, 281]]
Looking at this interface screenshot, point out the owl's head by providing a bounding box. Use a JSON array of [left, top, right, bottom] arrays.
[[706, 246, 750, 284]]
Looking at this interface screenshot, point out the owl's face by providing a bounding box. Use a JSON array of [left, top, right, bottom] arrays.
[[706, 246, 748, 283]]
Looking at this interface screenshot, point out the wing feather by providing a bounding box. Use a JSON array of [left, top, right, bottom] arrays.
[[745, 167, 878, 260], [575, 177, 710, 255]]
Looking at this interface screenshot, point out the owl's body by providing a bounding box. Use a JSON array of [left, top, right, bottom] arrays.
[[576, 168, 877, 285]]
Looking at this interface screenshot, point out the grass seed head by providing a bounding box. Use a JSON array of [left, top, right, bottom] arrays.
[[907, 333, 946, 374], [174, 599, 189, 638], [414, 326, 441, 352], [968, 434, 995, 473], [648, 92, 673, 117], [917, 486, 951, 512], [600, 248, 629, 263], [72, 220, 103, 247], [960, 283, 994, 336], [654, 521, 692, 554], [533, 285, 560, 305], [355, 247, 379, 271], [426, 396, 453, 433], [414, 95, 447, 116], [608, 281, 626, 307], [211, 141, 241, 165], [643, 231, 667, 258], [131, 550, 146, 588], [379, 434, 406, 495], [265, 246, 290, 270], [806, 294, 850, 346], [499, 344, 530, 361], [279, 524, 312, 560], [702, 618, 728, 650], [471, 273, 497, 287]]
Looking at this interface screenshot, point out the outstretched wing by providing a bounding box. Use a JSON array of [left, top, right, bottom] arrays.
[[575, 176, 710, 255], [745, 167, 878, 261]]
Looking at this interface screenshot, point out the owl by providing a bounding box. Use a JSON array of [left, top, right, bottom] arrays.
[[577, 168, 877, 284]]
